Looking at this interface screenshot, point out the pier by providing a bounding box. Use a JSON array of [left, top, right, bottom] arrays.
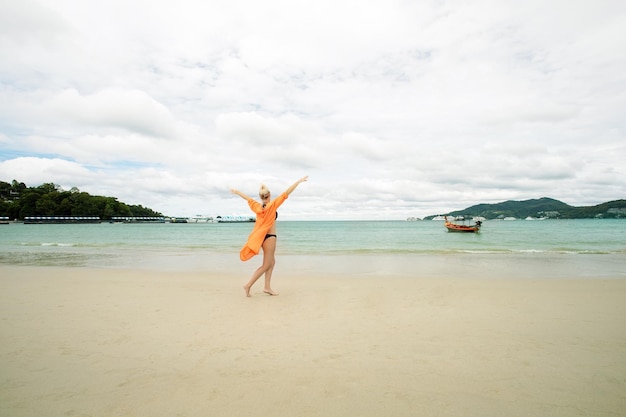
[[111, 217, 165, 223], [23, 216, 101, 224]]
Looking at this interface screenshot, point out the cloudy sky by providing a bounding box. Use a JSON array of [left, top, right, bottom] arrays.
[[1, 0, 625, 219]]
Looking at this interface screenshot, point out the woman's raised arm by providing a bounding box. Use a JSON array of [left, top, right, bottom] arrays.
[[284, 176, 308, 196], [230, 188, 252, 201]]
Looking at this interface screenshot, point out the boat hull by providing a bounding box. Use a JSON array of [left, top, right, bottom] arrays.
[[444, 216, 482, 233], [445, 223, 480, 232]]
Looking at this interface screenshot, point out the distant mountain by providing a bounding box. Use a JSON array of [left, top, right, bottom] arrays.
[[424, 197, 626, 220]]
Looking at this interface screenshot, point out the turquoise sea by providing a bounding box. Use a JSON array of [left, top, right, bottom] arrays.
[[1, 220, 625, 278]]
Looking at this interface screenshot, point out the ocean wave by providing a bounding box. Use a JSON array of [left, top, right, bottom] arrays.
[[41, 242, 77, 247], [282, 247, 626, 256], [19, 241, 79, 247]]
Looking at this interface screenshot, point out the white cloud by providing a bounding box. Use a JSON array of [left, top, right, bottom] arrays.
[[40, 89, 179, 138], [0, 157, 92, 185], [0, 0, 625, 219]]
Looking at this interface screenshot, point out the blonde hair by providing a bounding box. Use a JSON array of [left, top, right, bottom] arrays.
[[259, 184, 270, 198]]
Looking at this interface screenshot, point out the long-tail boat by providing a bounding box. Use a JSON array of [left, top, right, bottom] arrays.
[[444, 216, 482, 233]]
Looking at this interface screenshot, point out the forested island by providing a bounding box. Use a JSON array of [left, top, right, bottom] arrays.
[[0, 180, 163, 221], [424, 197, 626, 220]]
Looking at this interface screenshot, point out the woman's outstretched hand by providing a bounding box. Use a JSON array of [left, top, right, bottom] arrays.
[[285, 176, 309, 196], [231, 189, 249, 200]]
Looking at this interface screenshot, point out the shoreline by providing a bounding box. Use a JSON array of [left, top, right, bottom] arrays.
[[2, 251, 625, 280], [1, 265, 625, 416]]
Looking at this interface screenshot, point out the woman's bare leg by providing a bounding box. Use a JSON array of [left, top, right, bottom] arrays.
[[263, 264, 277, 295], [263, 265, 278, 295], [243, 237, 277, 297], [243, 264, 266, 297], [262, 237, 277, 295]]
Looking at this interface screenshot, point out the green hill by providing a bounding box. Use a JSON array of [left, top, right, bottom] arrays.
[[425, 197, 626, 220], [0, 180, 163, 220]]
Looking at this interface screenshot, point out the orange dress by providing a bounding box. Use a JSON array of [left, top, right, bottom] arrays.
[[239, 192, 288, 261]]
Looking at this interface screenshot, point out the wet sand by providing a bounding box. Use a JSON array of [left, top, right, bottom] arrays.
[[1, 265, 625, 417]]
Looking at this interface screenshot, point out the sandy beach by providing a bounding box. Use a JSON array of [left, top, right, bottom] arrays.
[[1, 264, 625, 417]]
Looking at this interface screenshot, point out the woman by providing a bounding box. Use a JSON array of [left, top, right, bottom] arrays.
[[230, 176, 308, 297]]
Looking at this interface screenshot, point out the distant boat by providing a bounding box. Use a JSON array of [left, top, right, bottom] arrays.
[[189, 215, 216, 223], [444, 216, 482, 233], [167, 217, 189, 223], [216, 215, 255, 223]]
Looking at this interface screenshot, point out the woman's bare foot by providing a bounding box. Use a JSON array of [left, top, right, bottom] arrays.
[[263, 288, 278, 296], [243, 285, 251, 297]]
